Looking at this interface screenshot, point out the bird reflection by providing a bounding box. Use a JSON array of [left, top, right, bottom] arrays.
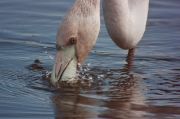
[[50, 50, 147, 119]]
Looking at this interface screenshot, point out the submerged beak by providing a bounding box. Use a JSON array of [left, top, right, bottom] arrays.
[[50, 45, 78, 86]]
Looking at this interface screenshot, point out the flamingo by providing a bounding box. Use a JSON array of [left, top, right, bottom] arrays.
[[50, 0, 100, 86], [50, 0, 149, 86]]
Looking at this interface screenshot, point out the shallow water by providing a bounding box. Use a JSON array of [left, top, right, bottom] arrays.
[[0, 0, 180, 119]]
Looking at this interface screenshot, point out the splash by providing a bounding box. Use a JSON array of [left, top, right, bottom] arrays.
[[43, 61, 144, 91]]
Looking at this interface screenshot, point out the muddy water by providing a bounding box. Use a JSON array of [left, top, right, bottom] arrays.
[[0, 0, 180, 119]]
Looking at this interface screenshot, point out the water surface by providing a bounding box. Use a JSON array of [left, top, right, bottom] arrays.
[[0, 0, 180, 119]]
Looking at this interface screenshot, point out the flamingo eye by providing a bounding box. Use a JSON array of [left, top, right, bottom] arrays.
[[68, 37, 77, 45]]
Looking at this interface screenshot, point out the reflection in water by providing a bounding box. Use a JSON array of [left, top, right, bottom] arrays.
[[50, 51, 147, 119]]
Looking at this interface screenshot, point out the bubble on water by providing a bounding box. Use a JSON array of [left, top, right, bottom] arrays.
[[78, 63, 83, 71], [81, 71, 84, 75], [83, 62, 91, 66], [43, 70, 51, 79], [44, 51, 47, 53], [48, 54, 54, 59], [46, 71, 50, 75], [87, 62, 91, 66], [43, 46, 47, 48], [78, 63, 81, 67], [89, 76, 92, 80]]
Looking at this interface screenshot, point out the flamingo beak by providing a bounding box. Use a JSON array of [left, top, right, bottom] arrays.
[[50, 45, 78, 86]]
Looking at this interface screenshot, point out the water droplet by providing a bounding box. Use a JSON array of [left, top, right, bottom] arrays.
[[89, 76, 92, 80], [48, 54, 54, 59], [82, 76, 85, 79], [87, 62, 91, 66], [78, 63, 81, 66]]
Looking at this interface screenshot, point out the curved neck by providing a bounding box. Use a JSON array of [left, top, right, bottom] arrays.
[[102, 0, 149, 49], [103, 0, 149, 25]]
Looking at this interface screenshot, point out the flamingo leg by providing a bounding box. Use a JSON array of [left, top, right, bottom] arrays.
[[126, 48, 135, 65]]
